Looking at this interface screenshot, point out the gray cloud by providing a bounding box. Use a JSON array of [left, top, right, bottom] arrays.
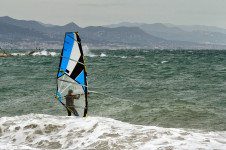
[[0, 0, 226, 28]]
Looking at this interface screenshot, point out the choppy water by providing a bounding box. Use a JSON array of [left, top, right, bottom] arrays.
[[0, 49, 226, 149]]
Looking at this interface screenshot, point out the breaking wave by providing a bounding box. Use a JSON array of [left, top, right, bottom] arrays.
[[0, 114, 225, 150], [10, 50, 59, 57], [32, 50, 59, 56], [87, 52, 107, 58]]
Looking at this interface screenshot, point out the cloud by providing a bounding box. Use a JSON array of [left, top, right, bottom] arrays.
[[1, 0, 226, 28]]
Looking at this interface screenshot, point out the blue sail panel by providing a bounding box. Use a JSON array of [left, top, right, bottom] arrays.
[[57, 33, 75, 78], [75, 70, 85, 91], [56, 91, 62, 102]]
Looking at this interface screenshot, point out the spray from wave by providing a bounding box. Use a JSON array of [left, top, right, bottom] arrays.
[[83, 45, 95, 57], [0, 114, 225, 150], [10, 50, 59, 57], [33, 50, 58, 56], [82, 45, 107, 57], [100, 53, 107, 57]]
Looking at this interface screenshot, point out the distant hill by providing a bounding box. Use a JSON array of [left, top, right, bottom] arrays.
[[0, 21, 51, 42], [140, 23, 226, 45], [167, 24, 226, 34], [106, 22, 226, 46], [0, 16, 168, 49], [0, 16, 226, 49]]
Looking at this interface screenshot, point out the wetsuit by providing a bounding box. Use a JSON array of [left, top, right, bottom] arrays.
[[65, 95, 80, 116]]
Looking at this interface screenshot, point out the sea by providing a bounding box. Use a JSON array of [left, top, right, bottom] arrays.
[[0, 48, 226, 149]]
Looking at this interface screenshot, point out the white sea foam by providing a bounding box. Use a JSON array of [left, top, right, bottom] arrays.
[[33, 50, 58, 56], [0, 114, 225, 150], [48, 51, 58, 56], [84, 47, 107, 58], [82, 45, 107, 58], [161, 60, 169, 64], [83, 45, 95, 57], [134, 56, 145, 58], [9, 50, 59, 57], [100, 53, 107, 57], [113, 55, 127, 58], [89, 52, 107, 57], [11, 53, 26, 56]]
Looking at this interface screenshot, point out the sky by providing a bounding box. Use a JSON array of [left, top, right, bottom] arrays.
[[0, 0, 226, 28]]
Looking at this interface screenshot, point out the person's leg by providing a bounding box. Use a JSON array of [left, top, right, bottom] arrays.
[[71, 107, 78, 116], [67, 110, 71, 116]]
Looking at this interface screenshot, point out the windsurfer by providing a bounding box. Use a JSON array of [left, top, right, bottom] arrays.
[[65, 90, 80, 116]]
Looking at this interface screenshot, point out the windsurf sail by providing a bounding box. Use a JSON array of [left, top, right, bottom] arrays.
[[56, 32, 88, 117]]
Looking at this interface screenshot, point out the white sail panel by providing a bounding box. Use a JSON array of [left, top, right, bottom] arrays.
[[57, 74, 86, 117], [67, 38, 81, 76]]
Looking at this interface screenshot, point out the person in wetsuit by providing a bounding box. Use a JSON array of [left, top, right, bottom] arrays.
[[65, 90, 80, 116]]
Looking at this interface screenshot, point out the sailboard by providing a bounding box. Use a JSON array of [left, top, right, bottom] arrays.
[[56, 32, 88, 117]]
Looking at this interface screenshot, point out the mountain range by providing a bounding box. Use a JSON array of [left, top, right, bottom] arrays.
[[0, 16, 226, 49]]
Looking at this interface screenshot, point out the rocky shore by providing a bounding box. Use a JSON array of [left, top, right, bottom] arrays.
[[0, 51, 35, 57]]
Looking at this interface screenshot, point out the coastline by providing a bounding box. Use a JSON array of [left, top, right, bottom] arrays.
[[0, 51, 35, 57]]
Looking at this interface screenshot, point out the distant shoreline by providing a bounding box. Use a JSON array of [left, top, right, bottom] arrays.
[[0, 51, 35, 57]]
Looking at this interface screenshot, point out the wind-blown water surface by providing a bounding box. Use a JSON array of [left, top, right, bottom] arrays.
[[0, 49, 225, 149]]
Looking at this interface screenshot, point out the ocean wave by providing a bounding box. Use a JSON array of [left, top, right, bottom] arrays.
[[100, 53, 107, 57], [161, 60, 169, 64], [0, 114, 225, 150], [134, 56, 145, 58], [10, 50, 59, 57], [87, 53, 107, 58], [32, 50, 59, 56], [112, 55, 127, 59], [82, 45, 106, 58], [11, 53, 26, 56]]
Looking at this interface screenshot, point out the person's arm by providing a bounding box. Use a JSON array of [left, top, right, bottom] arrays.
[[75, 94, 80, 99], [72, 94, 80, 99]]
